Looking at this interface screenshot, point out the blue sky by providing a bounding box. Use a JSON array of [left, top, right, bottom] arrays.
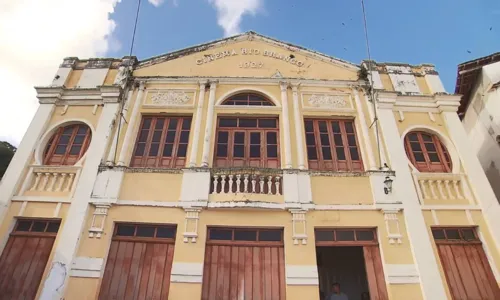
[[108, 0, 500, 92], [1, 0, 499, 145]]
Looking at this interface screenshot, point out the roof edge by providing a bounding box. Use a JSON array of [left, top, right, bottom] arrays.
[[136, 31, 360, 71]]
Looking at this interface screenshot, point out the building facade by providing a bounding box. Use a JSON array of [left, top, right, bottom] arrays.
[[456, 53, 500, 203], [0, 32, 499, 300]]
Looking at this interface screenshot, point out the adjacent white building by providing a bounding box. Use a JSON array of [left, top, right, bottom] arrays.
[[458, 52, 500, 202]]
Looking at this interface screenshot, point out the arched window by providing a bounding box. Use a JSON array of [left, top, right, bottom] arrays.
[[221, 93, 274, 106], [44, 123, 92, 165], [404, 131, 451, 173]]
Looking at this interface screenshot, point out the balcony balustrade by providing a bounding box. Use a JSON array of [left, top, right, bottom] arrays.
[[210, 168, 283, 196]]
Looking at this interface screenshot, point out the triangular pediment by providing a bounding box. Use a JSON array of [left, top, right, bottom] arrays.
[[134, 31, 360, 81]]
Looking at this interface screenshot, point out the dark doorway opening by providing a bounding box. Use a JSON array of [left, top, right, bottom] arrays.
[[316, 246, 370, 300]]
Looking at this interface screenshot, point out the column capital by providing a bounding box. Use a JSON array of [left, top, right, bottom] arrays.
[[135, 80, 146, 90], [208, 80, 218, 89], [279, 81, 289, 91], [198, 80, 208, 89]]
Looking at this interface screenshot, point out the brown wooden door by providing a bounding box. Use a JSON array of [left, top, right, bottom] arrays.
[[99, 224, 176, 300], [201, 227, 286, 300], [432, 227, 500, 300], [0, 219, 60, 300], [363, 245, 389, 300], [315, 228, 388, 300]]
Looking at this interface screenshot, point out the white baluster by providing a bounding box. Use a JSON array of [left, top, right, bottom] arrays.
[[275, 176, 281, 195], [212, 175, 219, 194], [419, 180, 429, 199], [436, 180, 446, 199], [444, 180, 453, 200], [427, 180, 437, 199], [267, 176, 273, 195], [251, 175, 257, 193], [228, 175, 234, 193], [259, 177, 265, 194], [30, 172, 42, 191], [40, 173, 51, 191], [48, 173, 58, 192], [220, 175, 227, 194], [243, 174, 249, 193], [56, 173, 67, 192], [64, 173, 75, 192], [236, 175, 242, 193], [453, 180, 464, 199]]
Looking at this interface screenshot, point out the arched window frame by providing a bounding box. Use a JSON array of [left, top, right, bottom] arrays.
[[43, 124, 92, 166], [36, 120, 94, 166], [404, 130, 452, 173], [215, 88, 280, 108], [221, 93, 275, 106]]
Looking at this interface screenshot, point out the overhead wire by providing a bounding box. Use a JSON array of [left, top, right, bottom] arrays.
[[360, 0, 383, 169], [112, 0, 142, 165]]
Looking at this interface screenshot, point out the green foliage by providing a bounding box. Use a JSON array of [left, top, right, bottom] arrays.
[[0, 141, 16, 179]]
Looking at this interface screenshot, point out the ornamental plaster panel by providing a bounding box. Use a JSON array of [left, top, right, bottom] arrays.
[[143, 89, 196, 108], [300, 91, 353, 111]]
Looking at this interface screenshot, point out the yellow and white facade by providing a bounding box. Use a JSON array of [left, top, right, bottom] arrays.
[[0, 32, 499, 300]]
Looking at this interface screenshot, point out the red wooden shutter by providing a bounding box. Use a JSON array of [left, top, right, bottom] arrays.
[[99, 224, 176, 300], [201, 228, 286, 300], [0, 219, 60, 300]]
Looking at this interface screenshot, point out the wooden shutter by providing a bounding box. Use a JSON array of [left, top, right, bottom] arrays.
[[363, 245, 389, 300], [99, 224, 176, 300], [0, 219, 60, 300], [131, 116, 192, 168], [44, 124, 91, 166], [201, 228, 286, 300], [215, 118, 280, 168], [304, 119, 363, 171], [433, 227, 500, 299], [404, 131, 451, 173]]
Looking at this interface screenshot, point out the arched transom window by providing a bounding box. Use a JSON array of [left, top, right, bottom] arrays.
[[44, 123, 92, 165], [221, 93, 274, 106], [404, 131, 451, 173]]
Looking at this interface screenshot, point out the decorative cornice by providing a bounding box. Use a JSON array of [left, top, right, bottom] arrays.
[[36, 85, 122, 105], [377, 92, 461, 112]]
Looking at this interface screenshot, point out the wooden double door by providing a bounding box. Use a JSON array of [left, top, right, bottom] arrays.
[[432, 227, 500, 300], [201, 227, 286, 300], [98, 224, 177, 300], [0, 218, 60, 300], [315, 228, 388, 300]]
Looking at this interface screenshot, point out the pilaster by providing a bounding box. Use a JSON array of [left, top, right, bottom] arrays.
[[376, 98, 447, 299], [39, 101, 120, 300], [189, 82, 207, 167], [280, 82, 292, 169], [354, 89, 376, 170], [117, 81, 145, 166], [201, 81, 217, 167], [106, 89, 133, 165], [291, 84, 305, 169]]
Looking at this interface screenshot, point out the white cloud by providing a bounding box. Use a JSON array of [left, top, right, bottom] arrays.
[[148, 0, 165, 7], [208, 0, 262, 36], [0, 0, 121, 146]]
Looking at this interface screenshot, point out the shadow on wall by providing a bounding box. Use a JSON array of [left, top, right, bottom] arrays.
[[485, 161, 500, 205]]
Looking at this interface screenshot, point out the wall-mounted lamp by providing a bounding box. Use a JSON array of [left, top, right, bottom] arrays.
[[384, 176, 394, 195]]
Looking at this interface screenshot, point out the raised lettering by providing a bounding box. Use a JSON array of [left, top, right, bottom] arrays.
[[241, 48, 248, 55], [196, 59, 203, 65], [215, 53, 221, 59], [297, 61, 304, 67], [254, 49, 260, 55], [231, 49, 237, 56]]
